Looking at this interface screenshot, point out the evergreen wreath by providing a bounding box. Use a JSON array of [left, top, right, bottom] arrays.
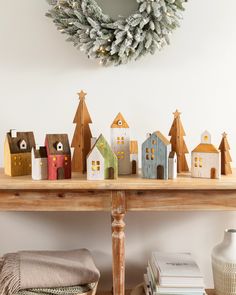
[[46, 0, 186, 66]]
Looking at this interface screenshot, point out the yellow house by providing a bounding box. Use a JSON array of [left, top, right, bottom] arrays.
[[4, 129, 36, 176]]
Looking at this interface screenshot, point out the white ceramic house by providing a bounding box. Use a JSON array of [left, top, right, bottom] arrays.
[[111, 113, 131, 175], [168, 151, 177, 179], [87, 145, 105, 180], [87, 134, 118, 181], [31, 146, 48, 180], [191, 131, 220, 179]]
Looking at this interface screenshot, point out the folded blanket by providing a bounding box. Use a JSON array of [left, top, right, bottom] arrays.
[[0, 249, 100, 295], [15, 283, 97, 295], [15, 283, 96, 295]]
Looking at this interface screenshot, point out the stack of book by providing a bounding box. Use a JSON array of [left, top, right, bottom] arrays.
[[144, 252, 205, 295]]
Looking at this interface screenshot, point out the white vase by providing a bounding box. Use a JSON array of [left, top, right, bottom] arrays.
[[212, 229, 236, 295]]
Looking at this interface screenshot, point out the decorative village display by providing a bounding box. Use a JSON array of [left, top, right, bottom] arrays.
[[3, 96, 233, 181], [142, 131, 176, 180], [130, 141, 138, 175], [71, 91, 92, 173], [169, 110, 189, 173], [219, 132, 232, 175], [4, 130, 36, 176], [32, 146, 48, 180], [87, 134, 118, 180], [110, 113, 138, 175], [191, 131, 220, 179], [45, 134, 72, 180]]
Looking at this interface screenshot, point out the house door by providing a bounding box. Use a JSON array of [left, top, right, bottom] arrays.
[[157, 165, 164, 179], [57, 167, 65, 180], [108, 167, 115, 180], [211, 168, 216, 179], [132, 160, 137, 174]]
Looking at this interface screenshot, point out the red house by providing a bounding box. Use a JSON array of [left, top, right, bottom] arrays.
[[45, 134, 71, 180]]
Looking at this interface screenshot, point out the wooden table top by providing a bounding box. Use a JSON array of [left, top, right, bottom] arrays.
[[0, 168, 236, 191]]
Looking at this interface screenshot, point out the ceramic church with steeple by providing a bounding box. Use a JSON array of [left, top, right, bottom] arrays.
[[110, 113, 131, 175], [191, 131, 220, 179]]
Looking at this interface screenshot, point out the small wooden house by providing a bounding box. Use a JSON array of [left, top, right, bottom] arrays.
[[45, 134, 71, 180], [142, 131, 171, 180], [130, 140, 138, 174], [111, 113, 131, 175], [87, 134, 118, 180], [4, 129, 36, 176], [31, 146, 48, 180], [191, 131, 220, 179], [168, 151, 177, 179]]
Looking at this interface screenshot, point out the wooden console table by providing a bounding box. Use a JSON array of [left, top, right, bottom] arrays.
[[0, 168, 236, 295]]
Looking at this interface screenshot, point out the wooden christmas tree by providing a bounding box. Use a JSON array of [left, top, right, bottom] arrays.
[[71, 90, 92, 173], [168, 110, 189, 173], [219, 132, 232, 175]]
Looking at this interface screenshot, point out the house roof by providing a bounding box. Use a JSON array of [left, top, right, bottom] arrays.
[[169, 151, 176, 158], [130, 140, 138, 154], [6, 131, 36, 154], [33, 146, 47, 159], [45, 134, 71, 155], [154, 131, 170, 146], [87, 134, 116, 161], [192, 143, 219, 153], [111, 113, 129, 128]]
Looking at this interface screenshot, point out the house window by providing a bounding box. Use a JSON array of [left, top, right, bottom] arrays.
[[19, 140, 27, 150], [152, 140, 156, 145], [117, 151, 124, 159], [53, 157, 56, 161], [56, 142, 63, 151], [199, 157, 203, 168], [146, 147, 155, 160], [204, 135, 208, 142], [194, 157, 203, 168], [92, 161, 100, 171], [117, 137, 124, 144], [65, 156, 68, 161], [40, 162, 43, 166]]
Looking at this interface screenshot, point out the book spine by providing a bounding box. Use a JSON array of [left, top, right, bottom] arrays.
[[149, 256, 160, 283], [147, 266, 158, 294]]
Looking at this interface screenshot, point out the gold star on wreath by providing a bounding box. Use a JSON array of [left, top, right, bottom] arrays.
[[77, 90, 87, 100], [173, 109, 181, 118]]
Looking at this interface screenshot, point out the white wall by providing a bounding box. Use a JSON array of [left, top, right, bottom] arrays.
[[0, 0, 236, 290]]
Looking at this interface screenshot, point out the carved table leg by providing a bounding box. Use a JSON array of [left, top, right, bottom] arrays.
[[112, 191, 126, 295]]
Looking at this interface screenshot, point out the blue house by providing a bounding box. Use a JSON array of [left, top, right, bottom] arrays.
[[142, 131, 171, 179]]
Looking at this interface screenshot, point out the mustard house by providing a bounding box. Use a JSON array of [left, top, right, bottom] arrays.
[[4, 129, 36, 176]]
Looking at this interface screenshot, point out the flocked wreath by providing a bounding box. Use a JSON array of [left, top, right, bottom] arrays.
[[47, 0, 186, 66]]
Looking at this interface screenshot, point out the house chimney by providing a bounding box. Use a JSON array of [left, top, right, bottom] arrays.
[[146, 133, 151, 139], [91, 137, 97, 148], [10, 129, 17, 138]]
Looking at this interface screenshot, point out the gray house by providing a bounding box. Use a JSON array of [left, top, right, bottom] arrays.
[[142, 131, 171, 179]]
